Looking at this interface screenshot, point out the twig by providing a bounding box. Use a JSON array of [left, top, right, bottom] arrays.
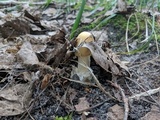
[[0, 1, 46, 5], [76, 99, 110, 113], [109, 81, 129, 120], [125, 14, 133, 52], [61, 76, 98, 87], [50, 83, 74, 111], [89, 68, 118, 101], [126, 77, 160, 108], [118, 85, 129, 120], [124, 79, 134, 95], [62, 76, 118, 101], [19, 100, 35, 120], [19, 76, 55, 120], [55, 84, 70, 112], [129, 56, 160, 68], [25, 107, 35, 120], [129, 86, 160, 100]]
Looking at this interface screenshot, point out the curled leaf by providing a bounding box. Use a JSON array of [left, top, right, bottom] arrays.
[[86, 42, 120, 75]]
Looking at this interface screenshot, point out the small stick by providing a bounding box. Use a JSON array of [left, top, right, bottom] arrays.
[[129, 87, 160, 100], [109, 81, 129, 120], [89, 69, 117, 101], [0, 1, 46, 5], [61, 76, 98, 87], [76, 99, 110, 113], [126, 77, 160, 108]]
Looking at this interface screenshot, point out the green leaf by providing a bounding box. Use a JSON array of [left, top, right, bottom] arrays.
[[55, 113, 72, 120]]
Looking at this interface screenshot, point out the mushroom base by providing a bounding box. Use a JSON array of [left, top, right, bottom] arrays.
[[71, 66, 93, 82]]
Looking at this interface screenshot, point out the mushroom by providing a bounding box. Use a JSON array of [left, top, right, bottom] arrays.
[[71, 31, 94, 82]]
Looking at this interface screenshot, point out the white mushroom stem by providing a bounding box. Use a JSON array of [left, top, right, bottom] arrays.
[[77, 56, 90, 73], [75, 55, 93, 81]]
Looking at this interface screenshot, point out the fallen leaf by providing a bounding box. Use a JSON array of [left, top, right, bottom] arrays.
[[68, 88, 77, 105], [41, 74, 52, 89], [75, 97, 90, 113], [24, 10, 40, 22], [0, 83, 33, 116], [86, 117, 97, 120], [42, 8, 57, 17], [107, 104, 124, 120], [81, 17, 93, 24], [47, 41, 69, 68], [86, 42, 120, 75], [23, 72, 32, 81], [50, 28, 66, 44], [0, 43, 15, 69], [105, 48, 129, 73], [91, 30, 110, 49], [17, 41, 39, 65], [0, 19, 30, 39], [32, 44, 47, 53], [140, 105, 160, 120]]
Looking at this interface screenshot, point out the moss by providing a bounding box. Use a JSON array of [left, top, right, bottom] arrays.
[[109, 13, 147, 37], [78, 10, 159, 54], [108, 15, 127, 29]]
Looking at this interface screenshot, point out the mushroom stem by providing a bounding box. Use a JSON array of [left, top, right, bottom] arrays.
[[77, 56, 90, 73]]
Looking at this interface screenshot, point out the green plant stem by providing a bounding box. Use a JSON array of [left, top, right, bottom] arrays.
[[70, 0, 86, 39]]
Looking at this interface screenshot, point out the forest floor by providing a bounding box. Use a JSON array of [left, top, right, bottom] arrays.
[[0, 1, 160, 120]]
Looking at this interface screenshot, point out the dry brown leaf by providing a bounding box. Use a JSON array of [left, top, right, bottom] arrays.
[[0, 43, 15, 69], [24, 10, 40, 22], [0, 19, 30, 39], [42, 8, 57, 17], [106, 48, 129, 73], [75, 97, 90, 112], [140, 105, 160, 120], [107, 104, 124, 120], [41, 74, 52, 89], [47, 41, 69, 68], [105, 10, 116, 16], [23, 72, 32, 81], [81, 17, 93, 24], [86, 42, 120, 75], [0, 83, 33, 116], [68, 88, 77, 105], [32, 44, 47, 53], [86, 117, 97, 120], [50, 28, 66, 44], [17, 41, 39, 65]]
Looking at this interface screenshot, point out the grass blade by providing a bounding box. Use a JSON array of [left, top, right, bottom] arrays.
[[70, 0, 86, 39]]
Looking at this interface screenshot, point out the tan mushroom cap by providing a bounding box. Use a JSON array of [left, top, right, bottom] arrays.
[[75, 31, 94, 56]]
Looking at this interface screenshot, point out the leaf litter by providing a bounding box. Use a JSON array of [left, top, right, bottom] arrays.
[[0, 1, 160, 120]]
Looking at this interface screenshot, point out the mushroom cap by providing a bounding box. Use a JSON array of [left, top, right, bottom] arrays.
[[75, 31, 94, 56]]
